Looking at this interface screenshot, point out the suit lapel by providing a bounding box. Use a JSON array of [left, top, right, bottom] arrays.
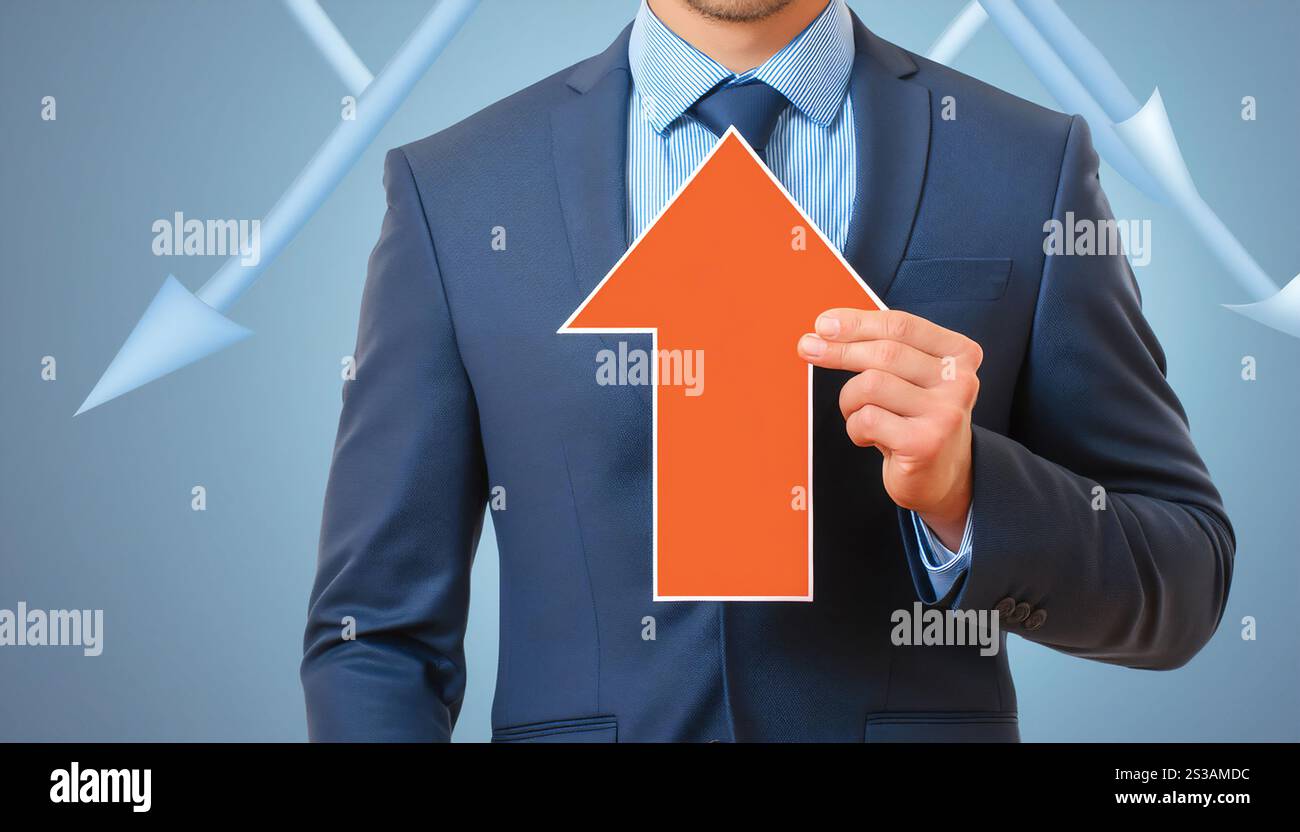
[[550, 25, 654, 410], [819, 21, 932, 440], [551, 25, 632, 301], [842, 17, 931, 303]]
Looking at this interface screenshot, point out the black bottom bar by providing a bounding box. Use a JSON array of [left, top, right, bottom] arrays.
[[3, 742, 1282, 816]]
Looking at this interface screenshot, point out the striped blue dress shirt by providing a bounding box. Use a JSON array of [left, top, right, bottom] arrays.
[[624, 0, 973, 598]]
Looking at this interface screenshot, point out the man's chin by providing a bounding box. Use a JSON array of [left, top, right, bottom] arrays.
[[681, 0, 801, 23]]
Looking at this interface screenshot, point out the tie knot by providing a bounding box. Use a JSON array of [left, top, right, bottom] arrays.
[[689, 80, 789, 157]]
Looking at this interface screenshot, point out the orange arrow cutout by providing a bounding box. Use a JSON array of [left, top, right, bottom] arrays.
[[559, 129, 884, 601]]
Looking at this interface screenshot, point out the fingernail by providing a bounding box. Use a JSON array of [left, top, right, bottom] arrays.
[[799, 334, 826, 357], [815, 315, 840, 337]]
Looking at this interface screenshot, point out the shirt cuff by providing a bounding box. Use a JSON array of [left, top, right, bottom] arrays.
[[910, 506, 973, 600]]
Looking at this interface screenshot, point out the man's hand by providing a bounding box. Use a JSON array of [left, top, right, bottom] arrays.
[[797, 309, 982, 550]]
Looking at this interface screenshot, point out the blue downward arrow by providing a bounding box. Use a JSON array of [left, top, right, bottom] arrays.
[[77, 0, 479, 415]]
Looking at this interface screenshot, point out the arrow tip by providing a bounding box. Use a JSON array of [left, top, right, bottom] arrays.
[[1223, 272, 1300, 339], [1112, 86, 1192, 202], [74, 275, 253, 416]]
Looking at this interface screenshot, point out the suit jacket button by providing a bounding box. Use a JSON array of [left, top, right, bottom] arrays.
[[1024, 609, 1047, 631], [995, 597, 1016, 619], [1008, 602, 1031, 624]]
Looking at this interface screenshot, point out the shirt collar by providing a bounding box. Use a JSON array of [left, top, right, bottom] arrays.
[[628, 0, 855, 135]]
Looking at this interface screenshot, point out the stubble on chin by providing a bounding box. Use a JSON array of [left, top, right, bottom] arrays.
[[680, 0, 799, 23]]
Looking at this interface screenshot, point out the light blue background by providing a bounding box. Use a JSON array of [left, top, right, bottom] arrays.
[[1, 0, 1295, 741]]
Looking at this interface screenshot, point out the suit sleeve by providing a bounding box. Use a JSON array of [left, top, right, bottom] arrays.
[[301, 148, 488, 740], [944, 115, 1234, 670]]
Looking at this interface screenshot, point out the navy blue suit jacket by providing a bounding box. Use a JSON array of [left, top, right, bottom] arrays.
[[302, 17, 1234, 742]]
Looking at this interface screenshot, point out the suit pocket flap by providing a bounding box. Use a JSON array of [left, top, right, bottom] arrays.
[[887, 258, 1012, 303], [492, 715, 618, 743], [865, 711, 1019, 743]]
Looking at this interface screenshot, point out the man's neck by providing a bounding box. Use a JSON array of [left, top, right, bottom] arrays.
[[646, 0, 832, 74]]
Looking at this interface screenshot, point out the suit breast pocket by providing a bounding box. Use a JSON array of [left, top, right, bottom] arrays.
[[886, 258, 1013, 305]]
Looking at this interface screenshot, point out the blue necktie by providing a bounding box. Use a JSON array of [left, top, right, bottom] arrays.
[[689, 80, 789, 160]]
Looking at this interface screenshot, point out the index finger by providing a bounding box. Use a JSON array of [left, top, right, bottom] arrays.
[[815, 308, 974, 360]]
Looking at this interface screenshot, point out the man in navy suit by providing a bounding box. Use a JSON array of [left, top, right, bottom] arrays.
[[302, 0, 1234, 742]]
